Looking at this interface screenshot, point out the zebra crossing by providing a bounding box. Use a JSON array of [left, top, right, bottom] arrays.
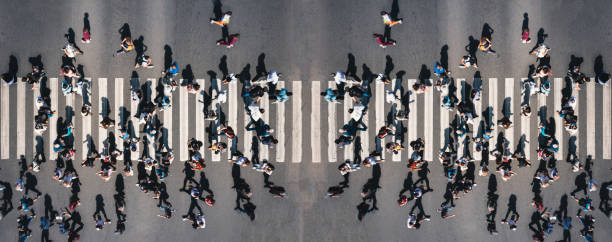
[[1, 77, 611, 164]]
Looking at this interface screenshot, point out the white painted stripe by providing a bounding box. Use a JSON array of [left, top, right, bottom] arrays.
[[572, 81, 579, 156], [49, 78, 58, 160], [98, 78, 107, 154], [130, 78, 139, 126], [424, 82, 434, 161], [0, 82, 11, 159], [114, 78, 124, 160], [179, 82, 188, 161], [362, 105, 369, 161], [147, 79, 157, 158], [16, 81, 25, 157], [408, 79, 418, 156], [456, 78, 464, 158], [604, 83, 611, 159], [520, 78, 529, 160], [488, 78, 498, 160], [82, 78, 92, 160], [228, 80, 238, 160], [586, 80, 595, 157], [291, 81, 302, 163], [552, 78, 563, 158], [375, 82, 384, 160], [343, 91, 352, 162], [195, 80, 205, 154], [277, 81, 286, 163], [208, 80, 221, 162], [244, 104, 253, 160], [473, 78, 482, 161], [310, 81, 321, 163], [260, 88, 270, 161], [33, 88, 38, 157], [327, 81, 336, 163], [505, 78, 514, 153], [163, 81, 172, 156], [392, 83, 402, 163], [439, 90, 449, 159]]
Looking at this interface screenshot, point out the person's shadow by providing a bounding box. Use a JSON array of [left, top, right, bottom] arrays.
[[481, 23, 494, 40], [502, 194, 518, 221], [384, 55, 394, 79], [93, 194, 110, 221], [594, 55, 604, 76], [118, 23, 131, 40], [8, 55, 18, 80], [417, 64, 431, 86], [346, 53, 358, 80], [133, 36, 148, 57], [390, 0, 400, 20], [440, 45, 449, 71], [181, 64, 195, 86], [465, 36, 478, 56], [163, 45, 173, 71], [219, 55, 229, 80], [521, 13, 529, 32], [253, 53, 267, 82]]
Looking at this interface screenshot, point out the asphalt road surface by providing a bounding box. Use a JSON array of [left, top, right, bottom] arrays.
[[1, 0, 612, 242]]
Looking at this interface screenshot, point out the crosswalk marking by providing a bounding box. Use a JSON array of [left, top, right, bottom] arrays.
[[362, 99, 369, 162], [551, 78, 561, 159], [277, 81, 286, 163], [82, 78, 92, 160], [505, 78, 514, 154], [147, 79, 157, 159], [375, 81, 384, 159], [195, 80, 205, 156], [114, 78, 124, 160], [573, 81, 580, 156], [49, 78, 59, 160], [0, 82, 8, 159], [3, 78, 612, 164], [244, 101, 253, 160], [488, 78, 498, 160], [209, 80, 221, 163], [456, 78, 464, 158], [586, 81, 595, 157], [291, 81, 302, 163], [17, 81, 25, 158], [424, 81, 433, 161], [163, 80, 173, 158], [179, 82, 188, 161], [343, 90, 352, 162], [408, 79, 418, 158], [98, 78, 107, 155], [228, 80, 237, 160], [473, 78, 483, 161], [439, 81, 449, 159], [261, 88, 270, 161], [604, 83, 611, 159], [311, 81, 321, 163], [327, 81, 337, 163], [130, 78, 139, 126], [520, 78, 530, 160]]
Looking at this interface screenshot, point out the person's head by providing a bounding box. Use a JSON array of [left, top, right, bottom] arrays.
[[286, 92, 293, 96], [385, 142, 394, 150], [380, 11, 387, 16], [226, 11, 232, 16]]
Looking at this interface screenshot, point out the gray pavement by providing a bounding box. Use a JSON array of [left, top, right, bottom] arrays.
[[1, 0, 612, 241]]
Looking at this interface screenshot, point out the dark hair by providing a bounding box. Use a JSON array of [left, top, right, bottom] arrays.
[[226, 11, 232, 15], [320, 92, 326, 96]]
